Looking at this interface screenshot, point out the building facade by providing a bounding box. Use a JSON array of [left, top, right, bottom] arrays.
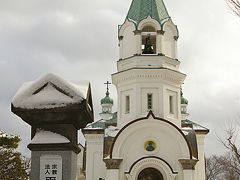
[[82, 0, 209, 180]]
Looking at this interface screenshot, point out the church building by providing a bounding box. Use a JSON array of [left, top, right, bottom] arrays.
[[11, 0, 209, 179], [82, 0, 209, 180]]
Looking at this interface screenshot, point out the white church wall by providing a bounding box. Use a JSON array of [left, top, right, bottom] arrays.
[[85, 133, 106, 180], [113, 68, 184, 129], [162, 20, 178, 59], [112, 117, 190, 180], [119, 21, 136, 59], [163, 84, 181, 127]]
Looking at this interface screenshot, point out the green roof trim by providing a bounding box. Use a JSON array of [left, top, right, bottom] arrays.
[[126, 0, 170, 26]]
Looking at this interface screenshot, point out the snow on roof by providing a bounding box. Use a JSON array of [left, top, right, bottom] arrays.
[[12, 73, 89, 109], [105, 126, 119, 138], [31, 130, 70, 144], [182, 119, 209, 131]]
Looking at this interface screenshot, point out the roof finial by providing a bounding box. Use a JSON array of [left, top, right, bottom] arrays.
[[104, 81, 111, 96]]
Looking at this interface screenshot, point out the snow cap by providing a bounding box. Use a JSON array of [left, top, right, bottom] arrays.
[[12, 73, 89, 109]]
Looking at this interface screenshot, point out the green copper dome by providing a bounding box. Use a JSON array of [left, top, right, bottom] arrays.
[[181, 97, 188, 105], [181, 88, 188, 105], [126, 0, 170, 25], [101, 91, 113, 105]]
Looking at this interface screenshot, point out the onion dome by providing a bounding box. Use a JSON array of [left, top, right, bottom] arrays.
[[181, 97, 188, 105], [101, 91, 113, 105], [181, 88, 188, 105]]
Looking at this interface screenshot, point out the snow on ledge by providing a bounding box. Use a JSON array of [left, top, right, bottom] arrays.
[[31, 130, 70, 144], [12, 73, 89, 109], [105, 126, 119, 137]]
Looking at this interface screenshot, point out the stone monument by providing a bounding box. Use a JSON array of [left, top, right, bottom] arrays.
[[11, 73, 93, 180]]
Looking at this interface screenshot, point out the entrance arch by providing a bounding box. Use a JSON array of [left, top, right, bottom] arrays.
[[137, 168, 163, 180], [125, 157, 177, 180]]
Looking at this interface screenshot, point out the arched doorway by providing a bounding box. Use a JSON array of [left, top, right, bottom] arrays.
[[137, 168, 163, 180]]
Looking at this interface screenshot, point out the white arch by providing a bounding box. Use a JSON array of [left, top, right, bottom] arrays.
[[111, 115, 191, 160], [138, 16, 161, 31], [125, 157, 177, 180], [162, 19, 178, 37], [119, 19, 136, 37]]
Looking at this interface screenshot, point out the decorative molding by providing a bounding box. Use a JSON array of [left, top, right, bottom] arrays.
[[104, 159, 123, 169], [125, 157, 177, 180], [174, 36, 179, 41], [133, 30, 142, 35], [110, 111, 193, 160], [157, 30, 165, 35], [179, 159, 198, 170], [119, 36, 124, 40], [82, 129, 104, 134], [113, 70, 185, 85]]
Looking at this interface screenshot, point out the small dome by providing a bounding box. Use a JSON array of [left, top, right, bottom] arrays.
[[181, 97, 188, 105], [101, 92, 113, 105]]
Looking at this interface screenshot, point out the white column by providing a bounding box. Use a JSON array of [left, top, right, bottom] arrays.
[[134, 30, 142, 55], [195, 133, 207, 180], [182, 170, 194, 180], [104, 159, 122, 180], [174, 36, 178, 59], [179, 159, 198, 180], [119, 36, 123, 59], [84, 130, 106, 180], [157, 30, 165, 55], [105, 169, 119, 180]]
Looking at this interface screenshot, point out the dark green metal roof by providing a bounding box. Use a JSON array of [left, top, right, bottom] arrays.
[[126, 0, 170, 25], [101, 91, 113, 105], [86, 112, 117, 129], [181, 97, 188, 105]]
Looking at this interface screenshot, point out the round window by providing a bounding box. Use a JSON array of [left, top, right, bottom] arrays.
[[144, 140, 157, 152]]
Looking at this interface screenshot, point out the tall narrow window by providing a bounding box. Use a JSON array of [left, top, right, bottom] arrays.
[[147, 94, 153, 110], [126, 96, 130, 113], [169, 96, 174, 114]]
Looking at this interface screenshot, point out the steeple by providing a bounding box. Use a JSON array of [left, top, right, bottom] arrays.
[[126, 0, 170, 26], [118, 0, 178, 60], [99, 81, 114, 120], [113, 0, 185, 128]]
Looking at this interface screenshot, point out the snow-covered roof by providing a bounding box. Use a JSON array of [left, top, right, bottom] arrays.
[[105, 126, 119, 138], [85, 112, 117, 129], [31, 130, 70, 144], [12, 73, 89, 109], [181, 119, 209, 132]]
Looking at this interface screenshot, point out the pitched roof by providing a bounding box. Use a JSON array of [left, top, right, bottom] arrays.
[[85, 112, 117, 129], [12, 73, 90, 109], [182, 119, 209, 133], [126, 0, 170, 25]]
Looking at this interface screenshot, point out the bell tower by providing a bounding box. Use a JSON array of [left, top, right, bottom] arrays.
[[112, 0, 186, 128]]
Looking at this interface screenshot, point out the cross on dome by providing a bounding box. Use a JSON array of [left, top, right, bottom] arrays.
[[104, 81, 111, 94]]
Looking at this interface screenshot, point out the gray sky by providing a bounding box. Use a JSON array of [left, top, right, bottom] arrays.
[[0, 0, 239, 157]]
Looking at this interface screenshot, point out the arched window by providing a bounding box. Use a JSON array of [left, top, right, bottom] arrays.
[[138, 168, 163, 180], [141, 26, 157, 54]]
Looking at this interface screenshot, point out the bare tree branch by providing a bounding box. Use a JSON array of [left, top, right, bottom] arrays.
[[226, 0, 240, 16]]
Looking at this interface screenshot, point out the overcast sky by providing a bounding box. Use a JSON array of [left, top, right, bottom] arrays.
[[0, 0, 239, 157]]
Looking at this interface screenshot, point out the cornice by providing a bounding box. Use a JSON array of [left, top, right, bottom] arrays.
[[112, 68, 186, 85]]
